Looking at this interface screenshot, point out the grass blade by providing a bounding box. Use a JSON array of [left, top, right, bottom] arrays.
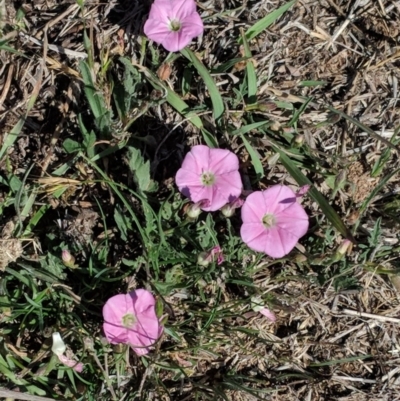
[[326, 105, 400, 154], [241, 29, 257, 103], [181, 48, 225, 123], [240, 134, 264, 178], [240, 0, 297, 42], [274, 147, 354, 241]]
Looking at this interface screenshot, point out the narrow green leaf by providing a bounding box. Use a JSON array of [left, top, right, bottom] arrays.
[[79, 60, 111, 138], [0, 117, 25, 161], [274, 147, 354, 241], [211, 57, 250, 74], [299, 80, 327, 87], [230, 121, 269, 136], [309, 355, 371, 367], [241, 0, 297, 42], [240, 134, 264, 178], [326, 105, 400, 154], [181, 48, 225, 123], [139, 63, 213, 144], [356, 167, 400, 230], [241, 30, 257, 103]]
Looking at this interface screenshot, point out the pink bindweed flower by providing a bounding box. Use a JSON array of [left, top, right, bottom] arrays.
[[52, 332, 84, 372], [240, 185, 309, 258], [197, 245, 224, 267], [175, 145, 242, 212], [102, 289, 163, 356], [144, 0, 204, 52]]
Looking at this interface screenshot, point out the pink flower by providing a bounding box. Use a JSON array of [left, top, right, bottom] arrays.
[[240, 185, 309, 258], [175, 145, 242, 212], [52, 332, 84, 373], [102, 289, 163, 356], [144, 0, 204, 52]]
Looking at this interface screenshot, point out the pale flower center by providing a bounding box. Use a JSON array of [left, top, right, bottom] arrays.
[[122, 313, 136, 328], [169, 19, 182, 32], [201, 171, 215, 186], [262, 213, 276, 229]]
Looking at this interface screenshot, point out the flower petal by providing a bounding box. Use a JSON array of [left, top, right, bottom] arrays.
[[209, 148, 240, 174], [241, 192, 267, 222], [172, 0, 197, 19], [261, 185, 297, 215], [181, 145, 211, 172], [130, 289, 156, 314], [260, 308, 276, 322], [148, 1, 172, 21], [103, 294, 130, 344], [144, 20, 173, 45], [58, 354, 84, 373], [180, 13, 204, 39]]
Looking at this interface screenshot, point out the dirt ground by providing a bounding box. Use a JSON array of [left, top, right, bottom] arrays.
[[1, 0, 400, 400]]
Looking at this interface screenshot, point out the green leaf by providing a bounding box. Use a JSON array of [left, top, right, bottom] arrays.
[[0, 117, 25, 161], [239, 134, 264, 178], [230, 121, 269, 136], [79, 60, 111, 138], [241, 0, 297, 42], [211, 57, 250, 74], [181, 48, 225, 123], [139, 63, 218, 146], [114, 205, 131, 241], [241, 30, 257, 103], [127, 147, 158, 194], [274, 147, 354, 241], [299, 80, 327, 87], [355, 167, 400, 230], [326, 105, 400, 154], [63, 138, 83, 154], [113, 57, 142, 122]]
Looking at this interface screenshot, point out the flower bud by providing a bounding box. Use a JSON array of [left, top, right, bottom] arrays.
[[52, 332, 66, 356], [221, 198, 244, 218], [62, 250, 76, 268], [292, 134, 305, 148], [296, 185, 311, 198], [185, 200, 210, 220], [197, 246, 224, 267], [333, 239, 352, 261], [197, 251, 210, 267]]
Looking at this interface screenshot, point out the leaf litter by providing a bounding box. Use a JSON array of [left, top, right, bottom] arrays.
[[1, 0, 400, 400]]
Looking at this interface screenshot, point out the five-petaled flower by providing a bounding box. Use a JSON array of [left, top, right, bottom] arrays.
[[175, 145, 242, 212], [103, 289, 163, 356], [240, 185, 309, 258], [144, 0, 204, 52]]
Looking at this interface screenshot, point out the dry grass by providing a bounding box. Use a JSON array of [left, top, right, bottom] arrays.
[[1, 0, 400, 400]]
